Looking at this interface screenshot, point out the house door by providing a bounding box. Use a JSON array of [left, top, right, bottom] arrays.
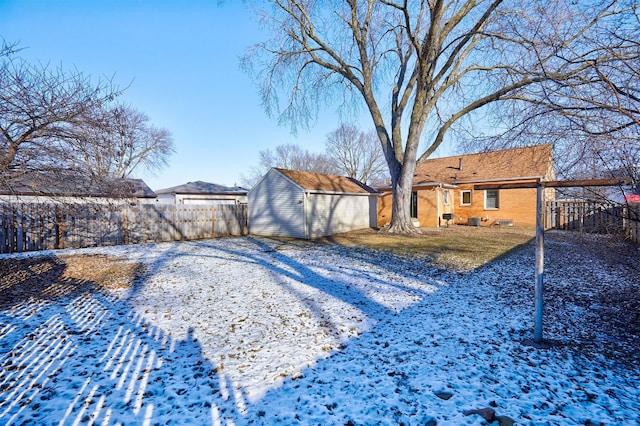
[[410, 191, 418, 218]]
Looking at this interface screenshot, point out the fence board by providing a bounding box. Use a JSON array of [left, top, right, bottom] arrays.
[[0, 203, 248, 254]]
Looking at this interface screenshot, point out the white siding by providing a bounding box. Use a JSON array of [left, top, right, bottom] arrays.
[[0, 195, 145, 205], [248, 170, 306, 238], [178, 194, 247, 205], [157, 194, 247, 205], [156, 194, 176, 204], [305, 193, 374, 238]]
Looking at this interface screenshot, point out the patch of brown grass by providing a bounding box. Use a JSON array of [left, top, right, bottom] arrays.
[[316, 225, 536, 270], [0, 254, 144, 308], [58, 254, 143, 290]]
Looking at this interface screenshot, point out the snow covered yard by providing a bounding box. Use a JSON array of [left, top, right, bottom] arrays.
[[0, 231, 638, 425]]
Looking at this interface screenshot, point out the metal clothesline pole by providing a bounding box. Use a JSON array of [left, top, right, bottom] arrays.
[[534, 183, 544, 342], [473, 177, 631, 344]]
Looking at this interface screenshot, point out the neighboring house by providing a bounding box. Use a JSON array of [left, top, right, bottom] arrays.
[[249, 168, 379, 239], [0, 172, 157, 205], [378, 144, 556, 228], [154, 181, 248, 205]]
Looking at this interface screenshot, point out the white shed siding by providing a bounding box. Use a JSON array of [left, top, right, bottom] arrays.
[[305, 193, 373, 238], [248, 170, 306, 238]]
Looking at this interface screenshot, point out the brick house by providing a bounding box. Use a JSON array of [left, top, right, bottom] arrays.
[[377, 144, 555, 228]]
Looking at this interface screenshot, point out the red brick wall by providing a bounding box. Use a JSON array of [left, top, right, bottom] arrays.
[[452, 183, 537, 227], [377, 187, 452, 228]]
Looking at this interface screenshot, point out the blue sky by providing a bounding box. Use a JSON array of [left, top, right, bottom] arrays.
[[0, 0, 371, 190]]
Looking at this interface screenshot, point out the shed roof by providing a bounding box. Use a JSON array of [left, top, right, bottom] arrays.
[[0, 172, 156, 198], [414, 144, 554, 185], [155, 181, 248, 195], [274, 168, 378, 194]]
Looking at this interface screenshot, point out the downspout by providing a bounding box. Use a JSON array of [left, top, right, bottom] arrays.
[[437, 184, 442, 228]]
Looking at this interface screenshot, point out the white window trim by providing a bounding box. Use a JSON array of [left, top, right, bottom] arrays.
[[443, 189, 450, 206], [484, 189, 500, 210], [460, 190, 472, 206]]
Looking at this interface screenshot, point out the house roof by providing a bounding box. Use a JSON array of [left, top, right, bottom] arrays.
[[274, 168, 378, 194], [0, 172, 156, 198], [413, 144, 554, 185], [155, 181, 248, 195]]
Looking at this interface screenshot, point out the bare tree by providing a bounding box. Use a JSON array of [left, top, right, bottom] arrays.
[[244, 1, 636, 233], [0, 42, 174, 199], [458, 4, 639, 196], [556, 8, 639, 193], [242, 143, 338, 187], [325, 124, 387, 186], [67, 105, 175, 179], [0, 47, 120, 180], [262, 143, 336, 173]]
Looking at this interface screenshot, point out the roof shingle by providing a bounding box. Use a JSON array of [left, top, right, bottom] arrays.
[[0, 172, 156, 198], [155, 181, 247, 195], [414, 144, 554, 185], [274, 168, 377, 194]]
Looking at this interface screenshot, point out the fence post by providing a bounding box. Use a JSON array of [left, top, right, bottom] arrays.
[[123, 207, 129, 245], [0, 204, 6, 253]]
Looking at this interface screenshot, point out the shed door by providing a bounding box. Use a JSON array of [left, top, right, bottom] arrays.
[[306, 194, 371, 238]]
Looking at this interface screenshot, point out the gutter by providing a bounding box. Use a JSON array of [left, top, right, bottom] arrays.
[[376, 182, 458, 191], [303, 190, 381, 196], [452, 175, 546, 185]]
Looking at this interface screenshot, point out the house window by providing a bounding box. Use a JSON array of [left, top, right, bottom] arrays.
[[460, 190, 472, 206], [485, 189, 500, 209], [443, 189, 450, 205], [410, 191, 418, 218]]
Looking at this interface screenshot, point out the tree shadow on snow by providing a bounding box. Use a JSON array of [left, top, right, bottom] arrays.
[[231, 234, 640, 424], [0, 254, 249, 425], [0, 238, 448, 425], [2, 233, 636, 425]]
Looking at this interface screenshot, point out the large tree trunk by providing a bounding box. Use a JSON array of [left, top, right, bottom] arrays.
[[386, 153, 420, 234]]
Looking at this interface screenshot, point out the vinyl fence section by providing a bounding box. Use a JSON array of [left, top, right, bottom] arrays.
[[545, 200, 640, 244], [0, 203, 248, 254]]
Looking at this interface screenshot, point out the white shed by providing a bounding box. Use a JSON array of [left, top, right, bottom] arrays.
[[248, 168, 379, 239]]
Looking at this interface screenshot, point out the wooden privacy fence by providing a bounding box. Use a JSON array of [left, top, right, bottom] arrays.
[[0, 203, 248, 254], [545, 200, 640, 244], [626, 203, 640, 245]]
